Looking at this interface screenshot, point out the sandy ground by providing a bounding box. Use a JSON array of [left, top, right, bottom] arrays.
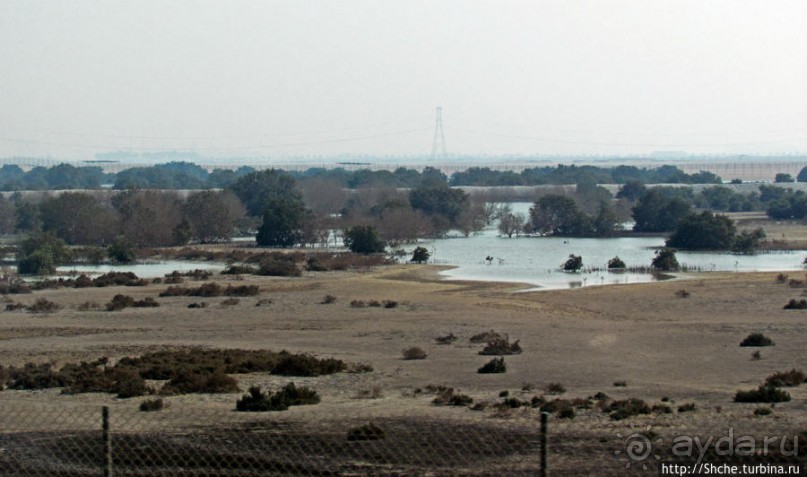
[[1, 264, 805, 474]]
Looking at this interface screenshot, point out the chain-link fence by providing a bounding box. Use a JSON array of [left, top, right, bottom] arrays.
[[1, 401, 805, 476]]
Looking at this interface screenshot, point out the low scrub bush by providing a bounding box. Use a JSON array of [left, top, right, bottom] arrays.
[[448, 393, 474, 406], [27, 298, 60, 313], [479, 335, 522, 355], [754, 407, 772, 416], [383, 300, 398, 309], [139, 398, 164, 412], [220, 298, 239, 306], [478, 357, 506, 374], [740, 333, 774, 347], [652, 404, 673, 414], [347, 422, 385, 441], [545, 382, 566, 394], [224, 285, 259, 297], [604, 398, 651, 420], [132, 297, 159, 308], [783, 299, 807, 310], [5, 302, 26, 311], [469, 330, 502, 344], [235, 383, 320, 412], [161, 370, 239, 395], [77, 301, 101, 311], [94, 272, 148, 287], [734, 385, 791, 403], [613, 381, 627, 387], [350, 300, 366, 308], [321, 294, 336, 304], [257, 258, 302, 277], [221, 265, 258, 275], [765, 369, 806, 388], [435, 332, 457, 345], [675, 289, 690, 298], [187, 302, 207, 308], [402, 347, 427, 360], [677, 403, 697, 413], [106, 294, 135, 311]]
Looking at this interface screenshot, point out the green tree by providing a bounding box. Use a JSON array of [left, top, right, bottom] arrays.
[[615, 180, 646, 202], [408, 181, 469, 234], [183, 191, 245, 243], [732, 228, 766, 254], [797, 167, 807, 183], [607, 256, 626, 269], [632, 189, 692, 233], [229, 169, 301, 217], [666, 211, 736, 250], [344, 225, 386, 254], [107, 236, 136, 263], [651, 248, 679, 272], [411, 246, 430, 263], [17, 231, 72, 275], [256, 197, 311, 247], [526, 195, 590, 236], [39, 192, 117, 245], [562, 254, 583, 272], [775, 173, 795, 183]]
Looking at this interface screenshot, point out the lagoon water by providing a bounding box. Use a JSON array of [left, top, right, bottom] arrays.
[[56, 261, 224, 278], [411, 203, 807, 290]]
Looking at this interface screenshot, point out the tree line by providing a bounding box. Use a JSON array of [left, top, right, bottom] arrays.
[[0, 162, 738, 192]]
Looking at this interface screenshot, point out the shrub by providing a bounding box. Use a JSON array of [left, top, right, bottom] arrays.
[[613, 381, 627, 387], [448, 393, 474, 406], [257, 258, 302, 277], [789, 279, 805, 288], [161, 370, 239, 395], [77, 301, 100, 311], [435, 332, 457, 345], [783, 299, 807, 309], [235, 383, 320, 412], [776, 273, 789, 283], [545, 383, 566, 395], [194, 283, 223, 297], [321, 294, 337, 304], [765, 369, 806, 387], [383, 300, 398, 309], [224, 285, 260, 297], [734, 385, 791, 403], [470, 330, 502, 344], [187, 302, 208, 308], [304, 257, 327, 272], [652, 404, 673, 414], [479, 335, 522, 355], [604, 398, 651, 420], [675, 289, 690, 298], [255, 298, 272, 306], [27, 298, 60, 313], [139, 398, 165, 412], [754, 407, 773, 416], [354, 386, 383, 399], [751, 350, 762, 360], [558, 407, 576, 419], [272, 352, 346, 376], [94, 272, 147, 287], [220, 298, 239, 306], [402, 347, 427, 360], [132, 297, 159, 308], [740, 333, 774, 347], [350, 300, 366, 308], [5, 302, 26, 311], [367, 300, 381, 307], [221, 265, 258, 275], [106, 294, 135, 311], [607, 256, 626, 269], [478, 357, 506, 374], [344, 225, 386, 254], [677, 403, 697, 413], [347, 423, 385, 441]]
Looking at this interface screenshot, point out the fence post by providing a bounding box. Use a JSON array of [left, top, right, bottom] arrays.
[[540, 411, 549, 477], [102, 406, 113, 477]]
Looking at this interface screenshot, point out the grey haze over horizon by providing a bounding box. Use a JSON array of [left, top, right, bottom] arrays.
[[1, 0, 806, 161]]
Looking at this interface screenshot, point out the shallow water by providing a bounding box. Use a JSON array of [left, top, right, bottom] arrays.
[[56, 260, 224, 278], [411, 203, 807, 290]]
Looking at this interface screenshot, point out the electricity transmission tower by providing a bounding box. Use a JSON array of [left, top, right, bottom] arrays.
[[430, 107, 447, 159]]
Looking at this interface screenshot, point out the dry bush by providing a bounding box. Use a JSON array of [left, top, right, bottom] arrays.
[[469, 330, 503, 344], [354, 386, 383, 399], [187, 302, 208, 308], [139, 398, 165, 412], [740, 333, 774, 347], [321, 294, 337, 304], [765, 369, 806, 387], [347, 423, 385, 441], [545, 382, 566, 394], [235, 383, 320, 412], [77, 301, 101, 311], [435, 332, 457, 345], [783, 299, 807, 309], [478, 357, 506, 374], [604, 398, 651, 420], [401, 347, 427, 360], [160, 370, 239, 395], [132, 297, 159, 308], [220, 298, 240, 306], [479, 335, 522, 355], [675, 289, 690, 298], [106, 294, 135, 311], [734, 385, 791, 403], [27, 298, 60, 313]]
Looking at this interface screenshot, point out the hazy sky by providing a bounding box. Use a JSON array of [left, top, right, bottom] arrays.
[[1, 0, 806, 160]]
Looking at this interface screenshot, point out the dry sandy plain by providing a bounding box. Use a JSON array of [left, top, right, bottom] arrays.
[[1, 252, 806, 474]]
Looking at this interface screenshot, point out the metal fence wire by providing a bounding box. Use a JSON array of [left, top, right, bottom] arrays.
[[1, 402, 805, 476]]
